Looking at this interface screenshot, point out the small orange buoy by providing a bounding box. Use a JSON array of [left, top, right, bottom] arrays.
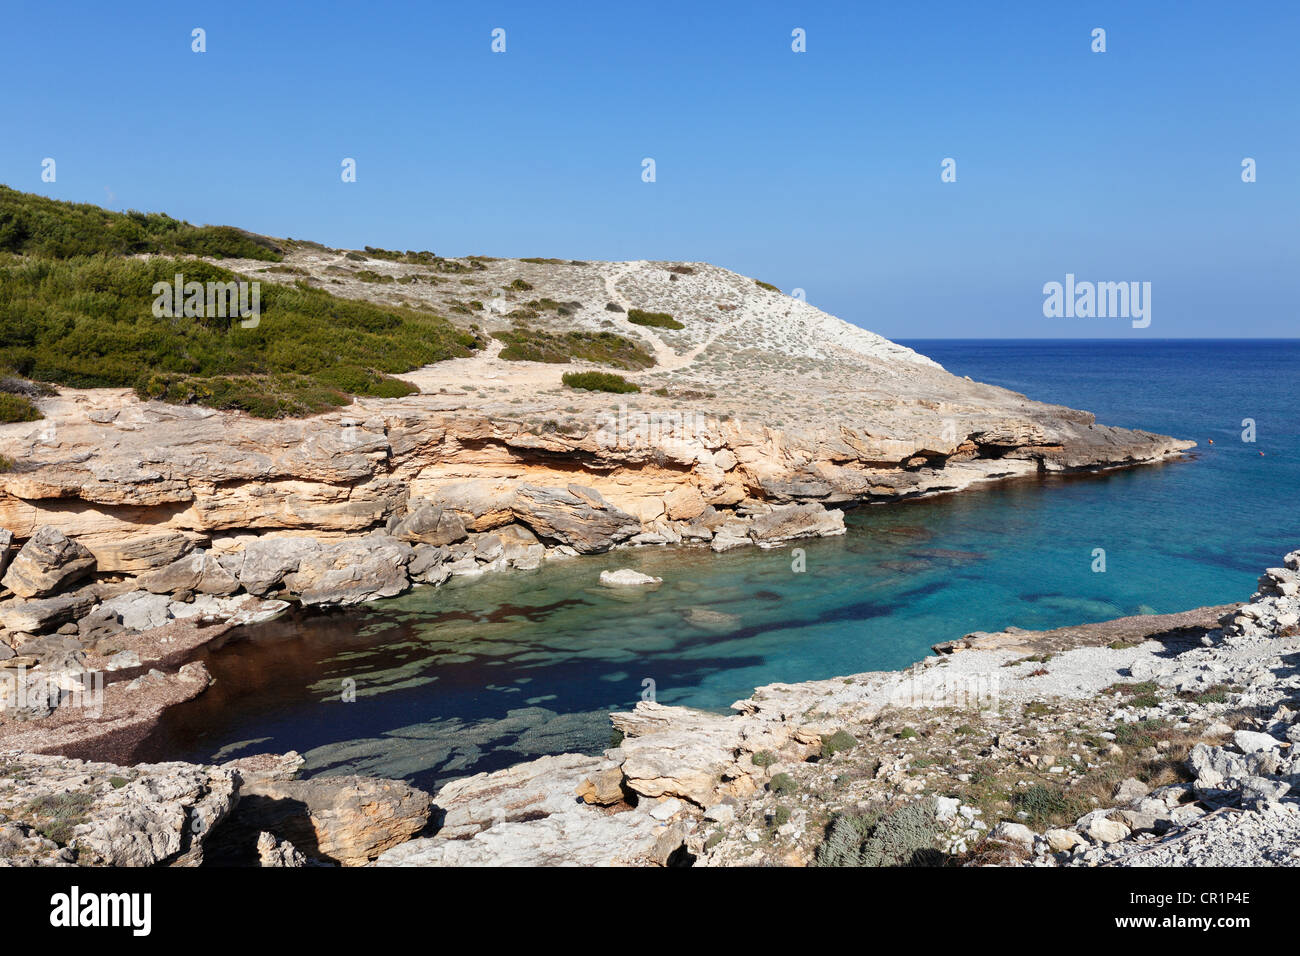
[[1207, 439, 1214, 444]]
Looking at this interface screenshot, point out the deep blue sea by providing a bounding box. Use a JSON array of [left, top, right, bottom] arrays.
[[135, 340, 1300, 791]]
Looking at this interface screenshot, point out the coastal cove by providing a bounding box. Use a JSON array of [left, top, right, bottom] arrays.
[[132, 339, 1300, 794]]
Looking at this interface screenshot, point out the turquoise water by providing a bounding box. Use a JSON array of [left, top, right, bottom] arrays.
[[134, 340, 1300, 792]]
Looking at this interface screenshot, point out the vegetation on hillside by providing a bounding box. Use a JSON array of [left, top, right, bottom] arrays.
[[560, 371, 641, 394], [0, 253, 478, 418], [626, 308, 684, 330], [493, 326, 653, 370], [0, 186, 282, 261]]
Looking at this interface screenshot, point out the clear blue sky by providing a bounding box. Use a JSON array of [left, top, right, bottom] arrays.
[[3, 1, 1296, 338]]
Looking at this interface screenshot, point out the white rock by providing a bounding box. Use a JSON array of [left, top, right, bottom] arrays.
[[990, 821, 1034, 846], [649, 797, 682, 821], [599, 568, 663, 587], [1084, 816, 1131, 843], [1234, 730, 1283, 754]]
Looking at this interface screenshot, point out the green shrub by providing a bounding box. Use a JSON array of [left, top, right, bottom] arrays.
[[0, 186, 281, 260], [626, 308, 683, 330], [768, 772, 797, 796], [0, 392, 40, 423], [561, 371, 640, 394], [751, 750, 777, 769], [816, 800, 945, 867], [493, 327, 653, 369], [820, 730, 858, 758], [754, 280, 780, 292], [1012, 784, 1087, 828], [0, 255, 477, 417], [508, 278, 533, 291]]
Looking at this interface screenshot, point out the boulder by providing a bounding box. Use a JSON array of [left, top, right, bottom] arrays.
[[1112, 777, 1150, 806], [664, 485, 707, 521], [575, 767, 627, 805], [283, 535, 413, 607], [990, 821, 1034, 846], [1188, 743, 1248, 792], [1, 528, 96, 598], [1083, 816, 1131, 844], [0, 587, 98, 633], [79, 532, 196, 573], [388, 501, 468, 547], [138, 550, 240, 596], [1241, 775, 1291, 809], [1233, 730, 1283, 754], [209, 774, 432, 867], [101, 590, 173, 631], [599, 569, 662, 587], [512, 484, 640, 554], [408, 544, 451, 585], [231, 537, 323, 596], [747, 502, 846, 546], [1045, 828, 1086, 852]]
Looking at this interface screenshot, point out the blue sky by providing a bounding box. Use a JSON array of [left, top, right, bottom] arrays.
[[2, 1, 1296, 338]]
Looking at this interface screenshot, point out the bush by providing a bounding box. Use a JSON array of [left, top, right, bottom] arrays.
[[754, 280, 780, 292], [767, 772, 797, 795], [626, 308, 684, 330], [820, 730, 858, 758], [0, 255, 477, 417], [493, 328, 653, 369], [0, 186, 281, 260], [0, 392, 41, 423], [561, 371, 640, 394], [751, 750, 777, 769], [1012, 784, 1086, 827], [816, 800, 945, 867]]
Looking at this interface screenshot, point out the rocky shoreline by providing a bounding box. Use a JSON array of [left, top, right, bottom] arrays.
[[2, 549, 1295, 868], [0, 253, 1210, 867]]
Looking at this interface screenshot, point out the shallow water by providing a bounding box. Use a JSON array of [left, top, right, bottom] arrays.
[[134, 340, 1300, 793]]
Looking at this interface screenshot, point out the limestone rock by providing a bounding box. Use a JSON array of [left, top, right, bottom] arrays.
[[0, 528, 12, 578], [0, 528, 96, 598], [388, 500, 468, 547], [576, 767, 627, 805], [0, 752, 237, 867], [138, 550, 239, 596], [599, 568, 662, 587], [284, 535, 413, 607], [664, 485, 707, 521], [512, 484, 640, 554], [374, 753, 683, 867], [229, 536, 322, 596], [748, 502, 846, 546], [1112, 777, 1150, 806], [212, 774, 431, 866], [79, 531, 196, 573], [0, 587, 97, 633], [1083, 816, 1131, 844], [256, 831, 307, 867], [1045, 827, 1086, 852], [990, 821, 1034, 846]]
